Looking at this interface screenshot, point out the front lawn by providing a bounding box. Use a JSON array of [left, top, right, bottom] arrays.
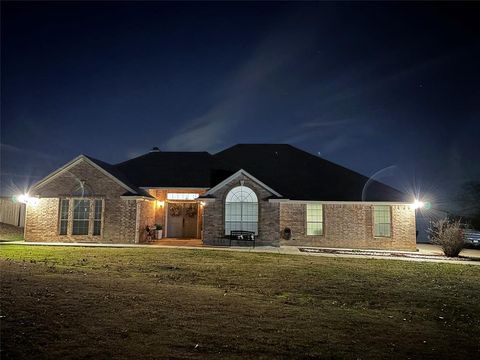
[[0, 223, 24, 241], [1, 245, 479, 359]]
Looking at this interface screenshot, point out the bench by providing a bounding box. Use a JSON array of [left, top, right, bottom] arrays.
[[229, 230, 256, 248]]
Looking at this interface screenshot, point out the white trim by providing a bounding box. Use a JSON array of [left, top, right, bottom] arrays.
[[140, 187, 209, 190], [203, 169, 282, 197], [31, 155, 137, 194], [164, 202, 169, 238], [225, 186, 258, 203], [269, 199, 411, 206], [120, 196, 154, 201]]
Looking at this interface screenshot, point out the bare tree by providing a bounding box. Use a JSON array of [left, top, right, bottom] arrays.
[[428, 218, 465, 257]]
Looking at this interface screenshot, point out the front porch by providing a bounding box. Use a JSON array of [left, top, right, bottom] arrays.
[[137, 188, 208, 243], [148, 238, 204, 247]]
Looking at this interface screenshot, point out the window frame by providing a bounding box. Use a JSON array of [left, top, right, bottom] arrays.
[[224, 186, 259, 235], [306, 203, 324, 236], [58, 197, 104, 237], [72, 199, 91, 235], [373, 205, 392, 238], [58, 199, 70, 235]]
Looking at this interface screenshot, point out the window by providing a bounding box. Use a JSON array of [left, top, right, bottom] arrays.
[[59, 191, 104, 236], [374, 205, 391, 237], [167, 193, 199, 200], [59, 199, 69, 235], [225, 186, 258, 234], [93, 199, 103, 236], [306, 204, 323, 235], [72, 199, 90, 235]]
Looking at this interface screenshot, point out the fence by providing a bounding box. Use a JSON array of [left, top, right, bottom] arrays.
[[0, 197, 26, 227]]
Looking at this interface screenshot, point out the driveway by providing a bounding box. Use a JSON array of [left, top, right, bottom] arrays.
[[416, 243, 480, 259]]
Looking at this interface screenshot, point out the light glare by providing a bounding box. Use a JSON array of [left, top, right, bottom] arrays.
[[411, 199, 424, 210], [15, 194, 39, 206]]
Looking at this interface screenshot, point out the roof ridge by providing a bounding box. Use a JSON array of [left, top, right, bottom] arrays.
[[113, 151, 213, 167]]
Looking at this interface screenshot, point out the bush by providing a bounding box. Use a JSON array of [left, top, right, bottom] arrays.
[[428, 218, 465, 257]]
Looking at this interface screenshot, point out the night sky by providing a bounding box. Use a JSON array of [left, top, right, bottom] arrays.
[[2, 2, 479, 212]]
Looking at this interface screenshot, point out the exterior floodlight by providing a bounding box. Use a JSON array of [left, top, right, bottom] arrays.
[[16, 194, 39, 206], [411, 199, 424, 210]]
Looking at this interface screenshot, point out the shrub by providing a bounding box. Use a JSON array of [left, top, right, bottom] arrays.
[[428, 218, 465, 257]]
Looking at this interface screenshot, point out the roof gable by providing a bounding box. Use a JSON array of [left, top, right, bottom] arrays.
[[31, 155, 141, 196], [202, 169, 282, 198]]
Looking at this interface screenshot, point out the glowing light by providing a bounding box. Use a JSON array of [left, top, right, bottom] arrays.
[[156, 200, 165, 208], [411, 199, 425, 210], [15, 194, 39, 206], [167, 193, 199, 200], [200, 201, 206, 207]]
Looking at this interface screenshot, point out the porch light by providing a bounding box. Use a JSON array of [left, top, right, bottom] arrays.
[[15, 193, 39, 206], [200, 201, 206, 207], [156, 200, 165, 208]]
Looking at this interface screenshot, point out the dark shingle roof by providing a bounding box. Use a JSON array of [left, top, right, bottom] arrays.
[[212, 144, 408, 202], [114, 151, 215, 188], [87, 144, 408, 202]]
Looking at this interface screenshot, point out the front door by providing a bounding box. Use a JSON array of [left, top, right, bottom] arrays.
[[167, 202, 198, 238]]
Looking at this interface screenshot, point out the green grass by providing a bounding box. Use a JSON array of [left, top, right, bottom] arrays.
[[1, 245, 479, 359]]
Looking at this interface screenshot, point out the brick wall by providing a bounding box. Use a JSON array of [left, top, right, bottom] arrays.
[[137, 198, 155, 243], [279, 203, 416, 251], [202, 174, 280, 246], [24, 157, 416, 250], [25, 159, 137, 243]]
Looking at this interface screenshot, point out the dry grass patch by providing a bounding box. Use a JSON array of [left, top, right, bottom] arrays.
[[0, 223, 23, 241]]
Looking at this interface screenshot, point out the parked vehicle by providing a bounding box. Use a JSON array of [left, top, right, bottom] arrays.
[[464, 229, 480, 248]]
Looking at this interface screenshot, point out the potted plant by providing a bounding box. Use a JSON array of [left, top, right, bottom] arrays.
[[155, 224, 163, 239]]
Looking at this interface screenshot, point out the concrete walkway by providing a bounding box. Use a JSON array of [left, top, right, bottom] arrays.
[[416, 243, 480, 259], [1, 240, 479, 265], [294, 245, 480, 265]]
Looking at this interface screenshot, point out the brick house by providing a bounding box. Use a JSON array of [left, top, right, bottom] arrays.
[[24, 144, 417, 250]]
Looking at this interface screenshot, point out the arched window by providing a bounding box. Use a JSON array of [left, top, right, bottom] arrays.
[[225, 186, 258, 235]]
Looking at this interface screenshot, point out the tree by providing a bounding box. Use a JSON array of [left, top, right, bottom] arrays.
[[428, 218, 464, 257]]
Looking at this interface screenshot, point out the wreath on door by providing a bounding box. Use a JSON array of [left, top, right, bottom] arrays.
[[185, 204, 197, 218], [169, 204, 182, 217]]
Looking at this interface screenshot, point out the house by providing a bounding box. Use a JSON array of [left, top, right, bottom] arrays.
[[23, 144, 417, 250]]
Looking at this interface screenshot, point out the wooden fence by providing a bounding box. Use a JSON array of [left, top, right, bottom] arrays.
[[0, 197, 26, 227]]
